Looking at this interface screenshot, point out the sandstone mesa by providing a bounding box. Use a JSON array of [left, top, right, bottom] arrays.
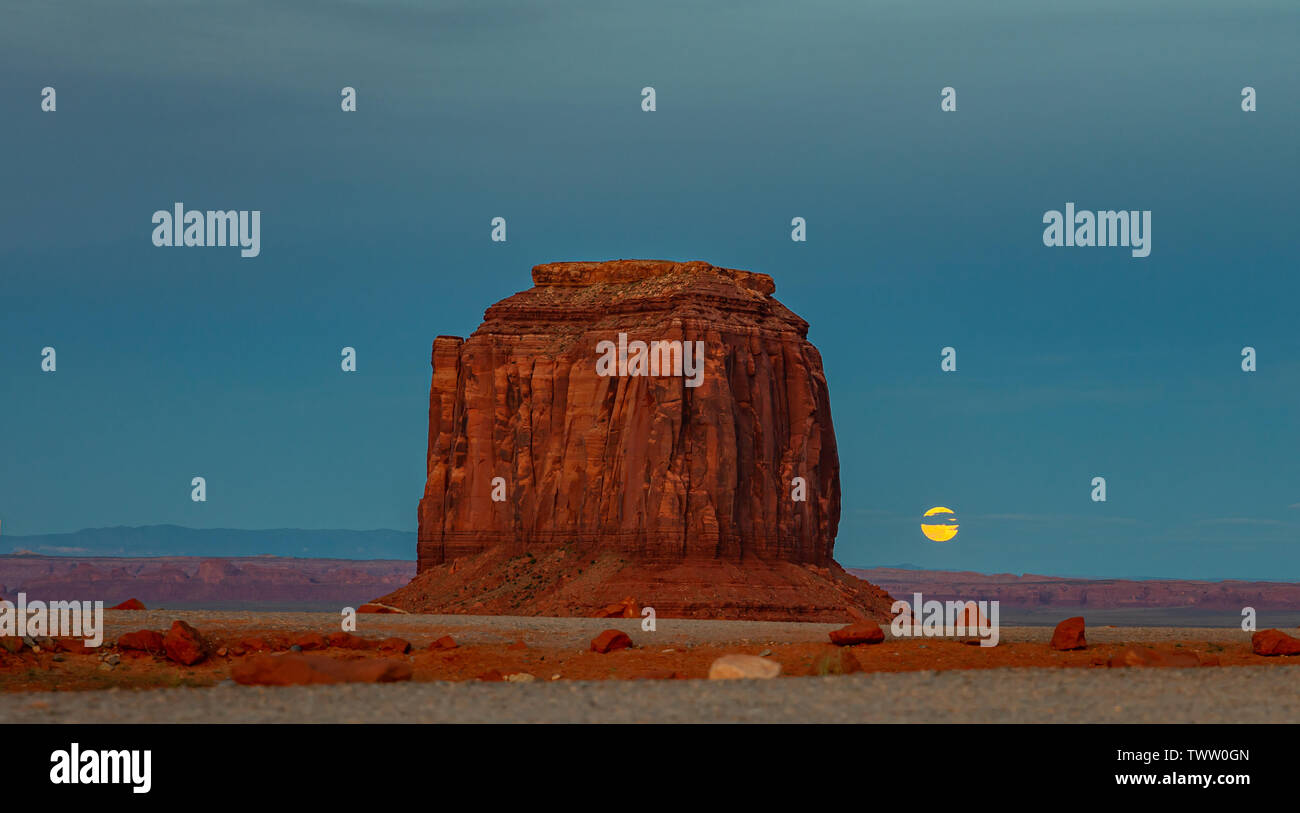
[[383, 259, 895, 621]]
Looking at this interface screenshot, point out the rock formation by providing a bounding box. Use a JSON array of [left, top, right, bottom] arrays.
[[389, 259, 894, 621]]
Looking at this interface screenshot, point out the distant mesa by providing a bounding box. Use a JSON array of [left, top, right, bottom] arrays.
[[380, 259, 894, 621]]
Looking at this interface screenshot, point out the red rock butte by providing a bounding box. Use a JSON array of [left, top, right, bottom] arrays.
[[383, 260, 894, 621]]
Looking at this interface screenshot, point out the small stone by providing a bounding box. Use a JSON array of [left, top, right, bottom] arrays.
[[758, 649, 773, 657], [709, 654, 782, 680], [590, 629, 632, 654], [828, 622, 884, 646], [376, 637, 412, 654], [428, 635, 458, 651], [162, 620, 210, 666], [103, 653, 121, 666], [505, 672, 536, 682], [117, 630, 165, 653], [290, 645, 303, 652], [1050, 617, 1087, 651], [289, 632, 328, 651], [1252, 629, 1300, 656]]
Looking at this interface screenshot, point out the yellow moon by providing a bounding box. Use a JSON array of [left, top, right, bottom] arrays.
[[921, 506, 959, 542]]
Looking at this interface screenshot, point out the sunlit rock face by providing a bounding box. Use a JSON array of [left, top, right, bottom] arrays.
[[416, 259, 841, 572]]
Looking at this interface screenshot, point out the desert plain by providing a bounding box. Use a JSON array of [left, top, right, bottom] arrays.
[[2, 609, 1298, 723]]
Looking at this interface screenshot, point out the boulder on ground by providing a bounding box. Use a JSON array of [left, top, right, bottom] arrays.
[[828, 621, 884, 646], [590, 629, 632, 653], [708, 654, 782, 680], [117, 630, 165, 653], [1050, 617, 1087, 651], [162, 620, 210, 666], [376, 637, 412, 654], [1252, 629, 1300, 656], [290, 632, 328, 651]]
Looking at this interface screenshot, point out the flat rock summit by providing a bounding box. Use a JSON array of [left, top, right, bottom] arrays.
[[381, 260, 894, 621]]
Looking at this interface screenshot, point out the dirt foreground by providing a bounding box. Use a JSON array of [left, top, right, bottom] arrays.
[[1, 610, 1296, 694]]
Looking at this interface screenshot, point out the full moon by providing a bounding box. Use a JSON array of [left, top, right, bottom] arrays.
[[921, 506, 959, 542]]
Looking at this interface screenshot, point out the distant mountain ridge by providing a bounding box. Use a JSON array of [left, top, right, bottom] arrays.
[[0, 554, 414, 610], [848, 567, 1300, 611], [0, 525, 416, 560]]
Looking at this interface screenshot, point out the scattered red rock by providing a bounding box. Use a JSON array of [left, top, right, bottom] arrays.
[[1107, 647, 1201, 668], [1050, 617, 1087, 651], [290, 632, 328, 651], [357, 602, 407, 614], [376, 637, 411, 654], [52, 637, 94, 655], [162, 620, 210, 666], [476, 669, 504, 681], [591, 629, 632, 654], [109, 598, 147, 611], [116, 630, 165, 653], [1252, 629, 1300, 656], [231, 653, 413, 686], [429, 635, 458, 651], [507, 639, 528, 651], [326, 631, 372, 650], [0, 637, 24, 654], [829, 621, 885, 646]]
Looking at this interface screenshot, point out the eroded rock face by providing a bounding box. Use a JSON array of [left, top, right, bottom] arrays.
[[417, 260, 841, 571]]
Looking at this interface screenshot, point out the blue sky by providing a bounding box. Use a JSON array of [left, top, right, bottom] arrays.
[[2, 0, 1297, 578]]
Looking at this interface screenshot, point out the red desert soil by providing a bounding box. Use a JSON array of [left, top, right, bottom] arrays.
[[2, 621, 1296, 693], [374, 546, 896, 623]]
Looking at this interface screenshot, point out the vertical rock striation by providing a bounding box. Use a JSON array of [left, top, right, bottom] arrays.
[[417, 260, 840, 569], [393, 260, 893, 620]]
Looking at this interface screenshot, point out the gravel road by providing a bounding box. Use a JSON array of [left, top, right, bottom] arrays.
[[4, 666, 1296, 723]]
